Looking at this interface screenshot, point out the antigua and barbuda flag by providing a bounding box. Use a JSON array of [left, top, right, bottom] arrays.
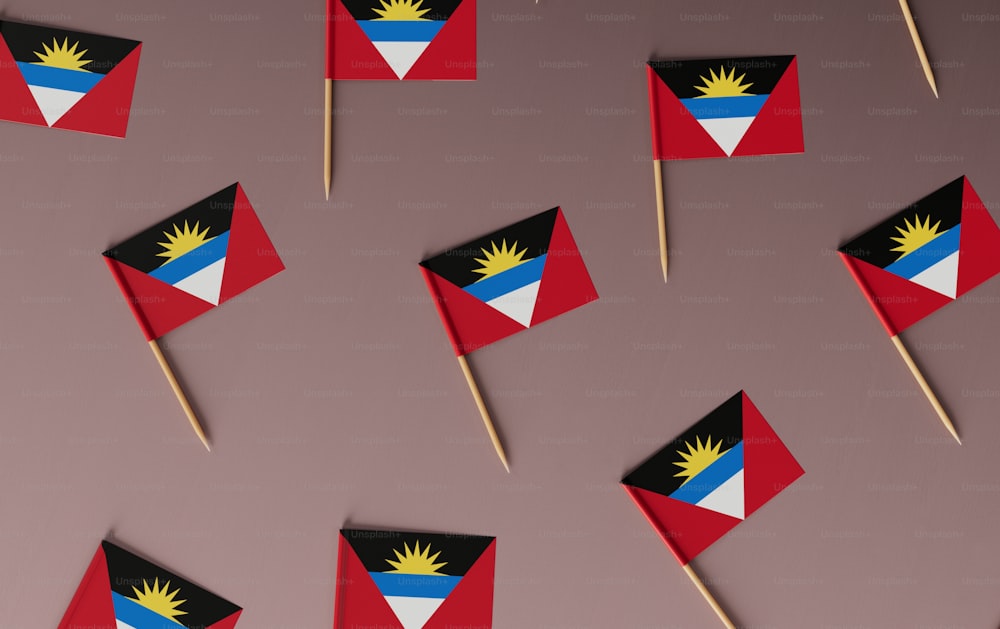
[[58, 540, 242, 629], [103, 183, 284, 340], [647, 55, 803, 159], [328, 0, 475, 80], [839, 176, 1000, 336], [0, 20, 141, 137], [420, 207, 598, 355], [621, 391, 803, 566], [335, 529, 496, 629]]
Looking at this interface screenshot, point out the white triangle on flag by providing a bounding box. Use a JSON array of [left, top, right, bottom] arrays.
[[485, 280, 540, 327], [26, 85, 86, 126], [383, 595, 446, 629], [116, 620, 139, 629], [171, 258, 226, 305], [695, 116, 756, 156], [695, 469, 745, 520], [908, 251, 959, 298], [372, 41, 432, 79]]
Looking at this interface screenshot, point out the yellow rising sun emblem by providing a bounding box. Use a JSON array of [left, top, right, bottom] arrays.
[[890, 214, 943, 260], [32, 38, 93, 71], [128, 578, 188, 622], [157, 220, 214, 264], [694, 66, 754, 98], [385, 541, 448, 575], [472, 239, 529, 281], [373, 0, 431, 20], [673, 435, 729, 485]]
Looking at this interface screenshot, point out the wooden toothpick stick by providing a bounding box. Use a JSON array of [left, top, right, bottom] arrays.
[[325, 0, 335, 199], [653, 159, 668, 281], [148, 339, 211, 451], [898, 0, 939, 98], [324, 79, 333, 200], [457, 355, 510, 472], [890, 334, 960, 443], [681, 563, 736, 629]]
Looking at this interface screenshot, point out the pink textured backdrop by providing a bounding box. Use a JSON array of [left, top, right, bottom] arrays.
[[2, 0, 999, 627]]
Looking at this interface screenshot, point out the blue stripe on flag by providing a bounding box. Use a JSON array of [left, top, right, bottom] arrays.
[[16, 62, 104, 92], [679, 95, 769, 120], [112, 591, 178, 628], [883, 225, 960, 279], [357, 20, 445, 42], [462, 254, 547, 302], [148, 230, 230, 285], [369, 572, 460, 598], [669, 441, 744, 505]]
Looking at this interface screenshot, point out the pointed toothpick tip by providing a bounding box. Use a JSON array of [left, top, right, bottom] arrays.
[[203, 439, 212, 452], [502, 459, 511, 473]]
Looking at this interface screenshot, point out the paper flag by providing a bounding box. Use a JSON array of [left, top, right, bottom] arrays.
[[328, 0, 476, 80], [839, 176, 1000, 336], [622, 391, 803, 565], [58, 540, 242, 629], [103, 183, 284, 340], [334, 529, 496, 629], [420, 207, 597, 355], [647, 55, 803, 159], [0, 20, 141, 137]]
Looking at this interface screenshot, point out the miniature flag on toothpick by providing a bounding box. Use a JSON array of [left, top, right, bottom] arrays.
[[325, 0, 476, 196], [58, 540, 242, 629], [420, 208, 596, 351], [622, 391, 803, 628], [334, 529, 496, 629], [420, 207, 597, 470], [646, 55, 803, 280], [103, 183, 284, 449], [329, 0, 476, 80], [648, 56, 803, 160], [0, 20, 141, 137], [838, 176, 1000, 443]]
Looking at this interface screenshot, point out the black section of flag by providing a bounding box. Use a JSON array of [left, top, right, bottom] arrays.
[[340, 0, 464, 22], [102, 540, 241, 628], [0, 21, 139, 74], [103, 184, 237, 273], [342, 529, 493, 577], [838, 176, 964, 269], [649, 55, 793, 99], [622, 391, 743, 498], [420, 207, 558, 289]]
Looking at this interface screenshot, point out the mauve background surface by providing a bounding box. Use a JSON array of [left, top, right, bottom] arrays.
[[2, 0, 1000, 627]]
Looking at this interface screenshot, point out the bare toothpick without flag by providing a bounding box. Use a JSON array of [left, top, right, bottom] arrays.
[[898, 0, 939, 97]]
